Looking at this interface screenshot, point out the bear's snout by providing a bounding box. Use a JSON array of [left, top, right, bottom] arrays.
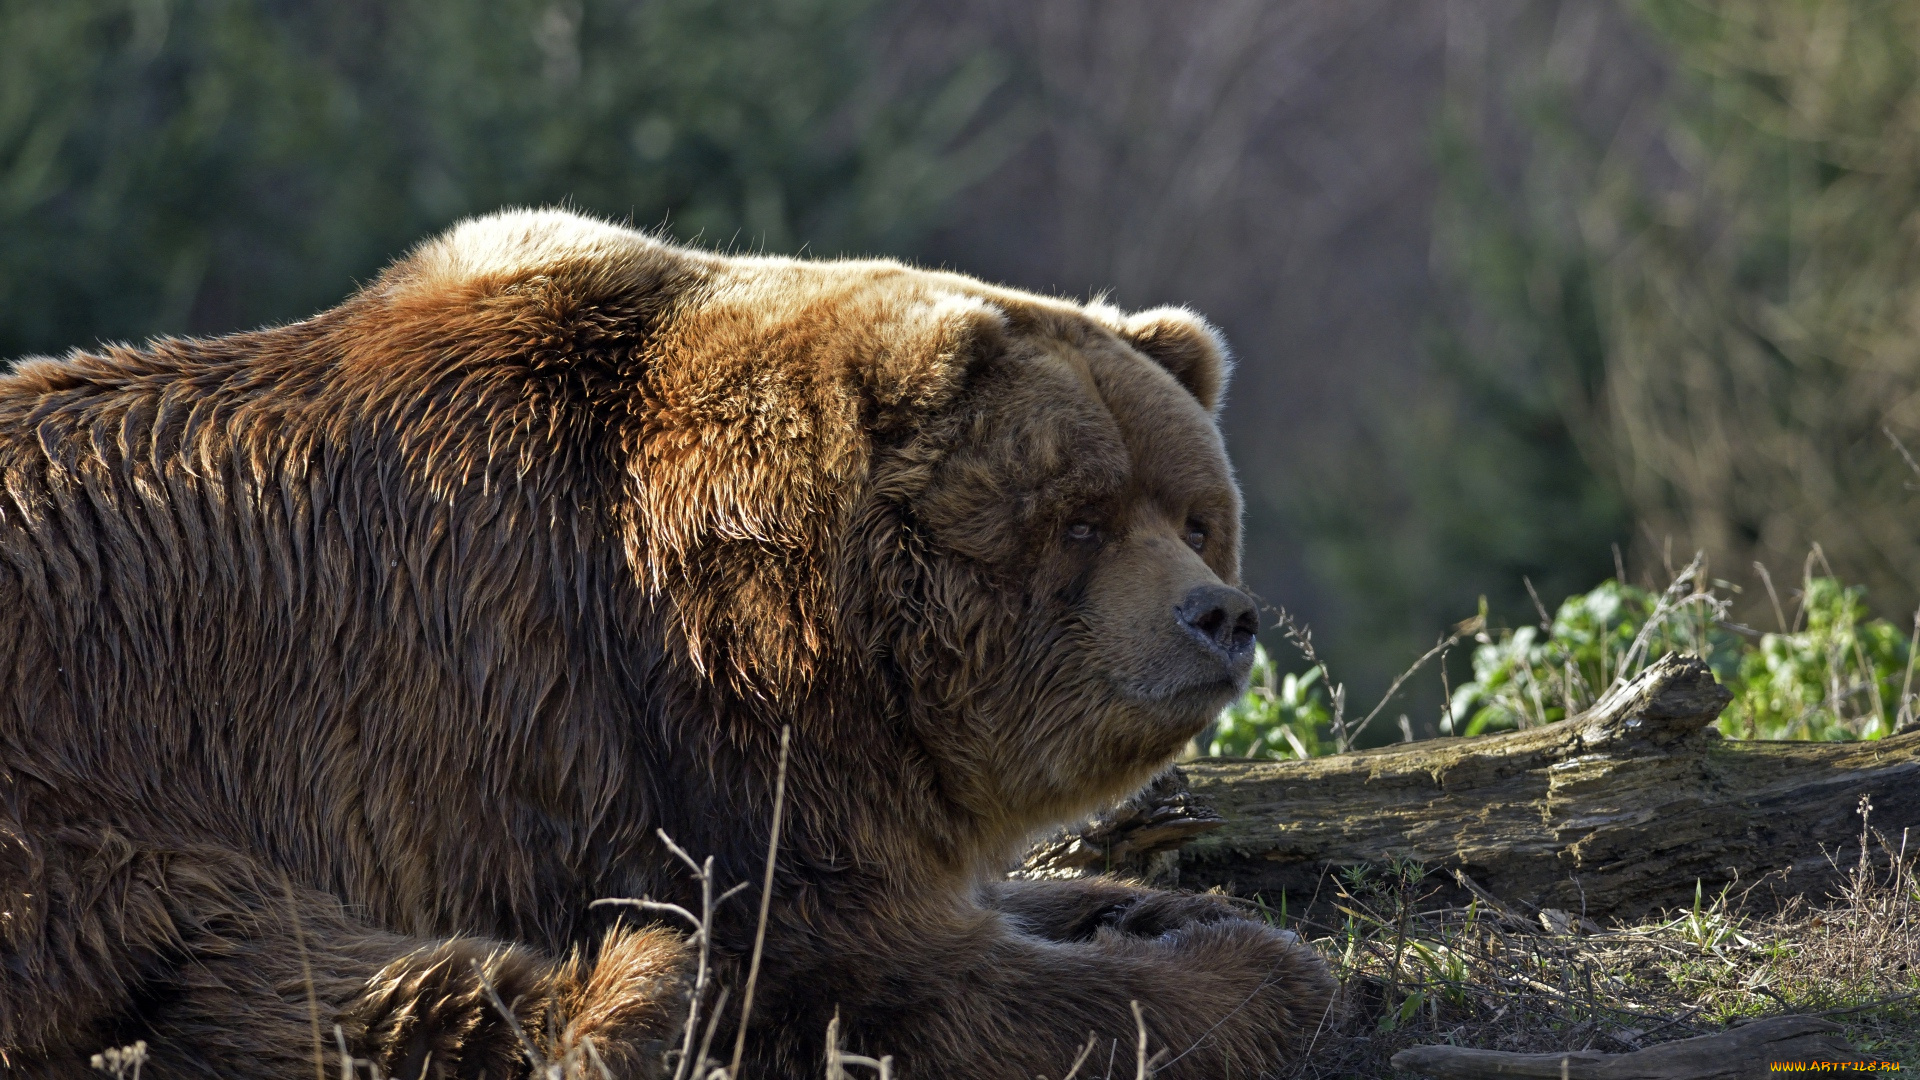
[[1174, 583, 1259, 677]]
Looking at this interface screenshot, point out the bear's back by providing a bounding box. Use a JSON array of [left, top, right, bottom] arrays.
[[0, 306, 668, 950]]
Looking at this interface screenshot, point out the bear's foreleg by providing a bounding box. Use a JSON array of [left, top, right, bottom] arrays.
[[0, 826, 689, 1079], [985, 876, 1263, 942], [810, 895, 1337, 1080]]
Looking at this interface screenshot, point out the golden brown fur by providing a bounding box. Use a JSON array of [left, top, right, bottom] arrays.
[[0, 209, 1333, 1078]]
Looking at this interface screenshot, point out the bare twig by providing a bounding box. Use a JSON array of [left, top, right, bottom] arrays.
[[1885, 425, 1920, 490], [1608, 552, 1709, 689], [695, 986, 731, 1079], [729, 724, 793, 1078], [593, 830, 749, 1080], [825, 1008, 894, 1079], [334, 1025, 355, 1080], [1131, 1000, 1149, 1080], [1523, 576, 1552, 631], [279, 872, 327, 1080], [1276, 609, 1345, 749], [1350, 629, 1473, 747], [473, 960, 549, 1073], [1901, 610, 1919, 732], [1754, 561, 1787, 634], [583, 1036, 615, 1080], [1058, 1033, 1098, 1080]]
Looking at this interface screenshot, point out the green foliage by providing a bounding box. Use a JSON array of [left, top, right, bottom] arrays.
[[0, 0, 1014, 359], [1196, 642, 1332, 760], [1447, 580, 1731, 736], [1727, 578, 1912, 741], [1446, 572, 1911, 741], [1208, 567, 1915, 756]]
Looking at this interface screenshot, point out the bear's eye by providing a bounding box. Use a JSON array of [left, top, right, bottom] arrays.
[[1185, 521, 1207, 552], [1065, 521, 1100, 543]]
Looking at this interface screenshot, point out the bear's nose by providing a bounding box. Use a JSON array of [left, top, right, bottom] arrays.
[[1175, 584, 1260, 670]]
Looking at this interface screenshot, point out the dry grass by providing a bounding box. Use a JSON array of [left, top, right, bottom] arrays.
[[1269, 797, 1920, 1078]]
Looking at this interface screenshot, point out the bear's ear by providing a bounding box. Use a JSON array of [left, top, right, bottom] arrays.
[[1116, 306, 1231, 412], [622, 286, 1003, 700]]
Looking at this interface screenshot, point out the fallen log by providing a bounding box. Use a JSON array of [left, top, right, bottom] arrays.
[[1026, 655, 1920, 920], [1389, 1015, 1865, 1078]]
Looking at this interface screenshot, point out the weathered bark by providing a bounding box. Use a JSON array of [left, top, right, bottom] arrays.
[[1028, 655, 1920, 920], [1389, 1015, 1865, 1078]]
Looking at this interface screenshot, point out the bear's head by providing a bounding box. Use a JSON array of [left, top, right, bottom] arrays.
[[868, 298, 1253, 833], [383, 210, 1254, 842]]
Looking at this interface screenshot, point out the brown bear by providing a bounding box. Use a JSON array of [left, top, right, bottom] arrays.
[[0, 209, 1334, 1079]]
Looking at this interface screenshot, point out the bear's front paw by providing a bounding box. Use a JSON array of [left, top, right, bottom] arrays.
[[1133, 919, 1338, 1076], [344, 939, 550, 1080], [1095, 890, 1265, 939]]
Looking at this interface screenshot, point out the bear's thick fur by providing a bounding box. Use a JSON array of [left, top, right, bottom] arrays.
[[0, 210, 1334, 1078]]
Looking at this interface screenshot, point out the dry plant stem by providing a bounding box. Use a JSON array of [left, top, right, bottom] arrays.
[[1130, 1000, 1148, 1080], [590, 831, 748, 1080], [333, 1024, 361, 1080], [472, 960, 549, 1073], [1524, 575, 1552, 630], [694, 986, 730, 1079], [280, 872, 327, 1080], [823, 1011, 843, 1080], [823, 1009, 893, 1080], [582, 1036, 614, 1080], [1349, 631, 1467, 746], [1855, 637, 1887, 722], [1056, 1034, 1098, 1080], [669, 855, 720, 1080], [1886, 425, 1920, 488], [1754, 561, 1788, 633], [1609, 552, 1706, 688], [729, 724, 792, 1079], [1276, 609, 1346, 748], [1291, 985, 1341, 1079], [1280, 603, 1480, 750], [1901, 611, 1919, 728]]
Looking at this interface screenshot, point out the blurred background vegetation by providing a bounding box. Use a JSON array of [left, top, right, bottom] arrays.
[[0, 0, 1021, 357], [4, 0, 1917, 742]]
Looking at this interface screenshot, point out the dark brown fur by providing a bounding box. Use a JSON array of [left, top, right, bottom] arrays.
[[0, 210, 1334, 1078]]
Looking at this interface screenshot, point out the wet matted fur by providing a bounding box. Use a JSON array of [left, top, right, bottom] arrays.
[[0, 210, 1334, 1078]]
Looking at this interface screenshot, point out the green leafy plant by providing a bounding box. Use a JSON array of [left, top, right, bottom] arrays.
[[1445, 565, 1914, 741], [1195, 642, 1332, 759], [1728, 577, 1913, 740], [1208, 558, 1916, 756]]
